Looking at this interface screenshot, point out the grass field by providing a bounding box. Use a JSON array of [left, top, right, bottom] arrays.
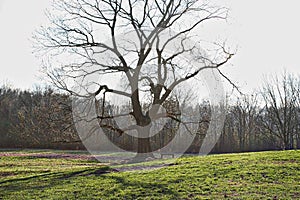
[[1, 150, 300, 199]]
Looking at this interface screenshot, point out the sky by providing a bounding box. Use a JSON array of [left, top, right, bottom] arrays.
[[0, 0, 300, 93]]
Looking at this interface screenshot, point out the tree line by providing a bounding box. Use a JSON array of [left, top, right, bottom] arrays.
[[1, 72, 300, 153], [0, 86, 82, 149]]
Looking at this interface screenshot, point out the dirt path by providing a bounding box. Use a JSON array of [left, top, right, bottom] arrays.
[[113, 163, 175, 172], [0, 152, 96, 160], [0, 152, 175, 172]]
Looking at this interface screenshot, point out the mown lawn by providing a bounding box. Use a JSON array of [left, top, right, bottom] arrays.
[[1, 150, 300, 199]]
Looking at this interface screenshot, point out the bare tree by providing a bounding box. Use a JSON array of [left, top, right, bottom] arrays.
[[260, 72, 299, 150], [14, 88, 78, 148], [34, 0, 234, 160], [231, 94, 260, 151]]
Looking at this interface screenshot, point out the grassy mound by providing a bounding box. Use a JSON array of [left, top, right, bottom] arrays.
[[1, 150, 300, 199]]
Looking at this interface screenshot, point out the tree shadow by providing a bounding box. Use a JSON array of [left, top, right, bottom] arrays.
[[107, 175, 179, 198], [1, 167, 180, 198], [0, 172, 59, 185], [0, 167, 111, 189]]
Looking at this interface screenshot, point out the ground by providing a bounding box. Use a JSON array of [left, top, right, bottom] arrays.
[[0, 149, 300, 199]]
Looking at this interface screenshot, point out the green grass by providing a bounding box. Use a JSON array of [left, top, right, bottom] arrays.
[[1, 150, 300, 199]]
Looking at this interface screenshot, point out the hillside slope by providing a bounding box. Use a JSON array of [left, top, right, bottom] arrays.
[[0, 150, 300, 199]]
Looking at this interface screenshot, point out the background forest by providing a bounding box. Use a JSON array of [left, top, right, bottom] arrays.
[[1, 72, 300, 153]]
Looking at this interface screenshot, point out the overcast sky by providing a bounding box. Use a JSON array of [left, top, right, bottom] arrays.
[[0, 0, 300, 93]]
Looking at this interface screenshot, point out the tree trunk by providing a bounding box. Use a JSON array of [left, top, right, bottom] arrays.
[[137, 137, 152, 153], [131, 127, 155, 162]]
